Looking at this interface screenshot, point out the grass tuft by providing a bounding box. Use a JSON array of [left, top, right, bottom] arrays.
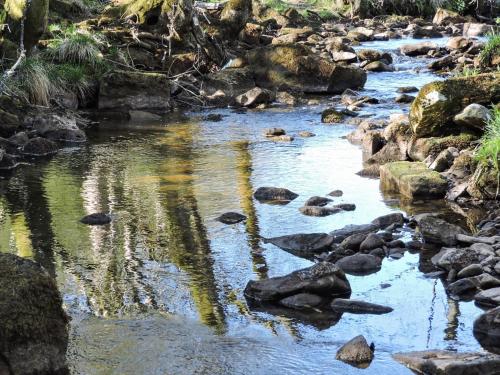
[[479, 32, 500, 65]]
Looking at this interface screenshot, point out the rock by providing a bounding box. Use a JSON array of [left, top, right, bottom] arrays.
[[220, 0, 252, 35], [431, 247, 482, 271], [380, 162, 448, 200], [244, 262, 351, 303], [468, 164, 499, 200], [336, 335, 374, 367], [415, 214, 466, 246], [299, 206, 342, 217], [411, 25, 442, 39], [448, 277, 480, 295], [276, 91, 299, 106], [235, 87, 275, 107], [304, 196, 332, 207], [362, 132, 385, 157], [457, 264, 483, 279], [371, 213, 405, 229], [334, 203, 356, 211], [409, 73, 500, 138], [393, 350, 500, 375], [32, 113, 86, 143], [21, 137, 58, 156], [336, 253, 382, 275], [331, 299, 393, 315], [99, 70, 170, 112], [428, 55, 455, 71], [360, 233, 385, 251], [358, 49, 392, 63], [5, 0, 49, 52], [400, 42, 437, 56], [239, 22, 263, 45], [270, 135, 294, 142], [341, 233, 369, 250], [264, 233, 334, 258], [463, 23, 494, 37], [474, 307, 500, 355], [0, 253, 69, 375], [397, 86, 418, 93], [0, 108, 20, 137], [364, 61, 394, 72], [322, 108, 344, 123], [331, 51, 357, 63], [453, 103, 491, 131], [246, 44, 367, 94], [204, 113, 224, 122], [80, 212, 112, 225], [366, 142, 407, 166], [216, 212, 247, 224], [328, 190, 343, 197], [429, 148, 455, 172], [330, 224, 379, 243], [396, 94, 415, 103], [475, 287, 500, 308], [408, 134, 476, 162], [201, 68, 255, 106], [447, 36, 472, 50], [299, 131, 315, 137], [279, 293, 323, 310], [433, 8, 465, 25], [254, 187, 298, 202], [264, 128, 285, 137]]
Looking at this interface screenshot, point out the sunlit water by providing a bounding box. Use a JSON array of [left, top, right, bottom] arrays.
[[0, 38, 488, 374]]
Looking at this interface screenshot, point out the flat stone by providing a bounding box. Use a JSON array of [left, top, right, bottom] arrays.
[[330, 224, 379, 243], [331, 299, 393, 314], [299, 206, 342, 217], [254, 187, 298, 202], [216, 212, 247, 224], [475, 287, 500, 308], [304, 196, 332, 207], [80, 213, 112, 225], [264, 233, 334, 258], [336, 253, 382, 275], [279, 293, 323, 310]]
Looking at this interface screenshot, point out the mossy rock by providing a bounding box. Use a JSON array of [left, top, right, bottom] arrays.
[[380, 161, 448, 200], [0, 253, 69, 374], [408, 133, 477, 161], [409, 73, 500, 138], [322, 108, 344, 123], [220, 0, 252, 35], [5, 0, 49, 51], [467, 165, 499, 200]]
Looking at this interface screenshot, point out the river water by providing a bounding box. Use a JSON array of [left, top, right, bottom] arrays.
[[0, 38, 488, 374]]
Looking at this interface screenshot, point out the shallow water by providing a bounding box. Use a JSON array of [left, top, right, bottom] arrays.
[[0, 38, 488, 374]]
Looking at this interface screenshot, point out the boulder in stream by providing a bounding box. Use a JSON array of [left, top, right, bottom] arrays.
[[336, 253, 382, 276], [21, 137, 59, 157], [264, 233, 334, 258], [254, 187, 298, 203], [414, 214, 466, 246], [474, 306, 500, 355], [80, 213, 112, 225], [216, 212, 247, 224], [336, 335, 374, 368], [331, 299, 393, 315]]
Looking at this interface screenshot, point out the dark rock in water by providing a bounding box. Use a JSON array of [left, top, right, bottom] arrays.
[[279, 293, 323, 310], [21, 137, 58, 156], [45, 128, 86, 143], [330, 223, 379, 243], [359, 233, 385, 251], [457, 264, 483, 279], [447, 277, 479, 296], [304, 196, 332, 207], [393, 350, 500, 375], [395, 94, 415, 103], [264, 128, 286, 137], [414, 214, 466, 246], [216, 212, 247, 224], [0, 152, 20, 170], [397, 86, 418, 93], [474, 306, 500, 355], [254, 187, 298, 202], [336, 335, 374, 367], [328, 190, 343, 197], [0, 253, 69, 375], [331, 299, 393, 315], [336, 253, 382, 275], [370, 248, 386, 258], [244, 262, 351, 303], [334, 203, 356, 211], [299, 206, 341, 217], [204, 113, 224, 122], [264, 233, 334, 258], [475, 287, 500, 308], [341, 233, 368, 250], [431, 248, 482, 272], [80, 213, 112, 225], [387, 240, 405, 248]]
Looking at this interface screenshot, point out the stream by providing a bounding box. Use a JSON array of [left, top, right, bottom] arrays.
[[0, 37, 488, 374]]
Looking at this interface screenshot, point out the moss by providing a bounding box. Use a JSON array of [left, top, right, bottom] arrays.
[[408, 133, 477, 161], [321, 108, 344, 123]]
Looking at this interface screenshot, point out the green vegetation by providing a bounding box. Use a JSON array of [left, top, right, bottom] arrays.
[[456, 65, 480, 77], [479, 31, 500, 65], [476, 106, 500, 174], [445, 0, 473, 15]]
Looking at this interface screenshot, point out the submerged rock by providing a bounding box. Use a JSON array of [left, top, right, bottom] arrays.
[[474, 307, 500, 354], [371, 213, 405, 229], [264, 233, 334, 257], [235, 87, 275, 107], [336, 335, 374, 367], [21, 137, 58, 156], [279, 293, 323, 310], [0, 253, 69, 375], [244, 262, 351, 303], [331, 299, 393, 315], [299, 206, 342, 217], [254, 187, 298, 202], [216, 212, 247, 224], [304, 196, 332, 207], [336, 253, 382, 276], [393, 350, 500, 375], [80, 213, 112, 225]]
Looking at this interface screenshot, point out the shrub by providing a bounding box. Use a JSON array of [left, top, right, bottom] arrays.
[[479, 32, 500, 65], [476, 106, 500, 175]]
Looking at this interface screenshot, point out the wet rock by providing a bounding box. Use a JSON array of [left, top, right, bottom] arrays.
[[409, 73, 500, 138], [336, 335, 374, 367], [358, 49, 392, 64], [457, 264, 483, 279], [411, 25, 442, 39], [453, 103, 491, 131], [474, 307, 500, 355], [264, 128, 285, 137], [432, 247, 482, 272], [400, 42, 437, 56], [269, 135, 294, 142], [80, 213, 112, 225], [279, 293, 323, 310], [448, 277, 480, 295], [216, 212, 247, 224], [395, 94, 415, 103], [244, 262, 351, 303], [254, 187, 298, 202], [415, 214, 466, 246], [304, 196, 332, 207], [235, 87, 275, 107], [364, 61, 394, 72], [204, 113, 224, 122], [336, 253, 382, 275], [371, 213, 405, 229], [429, 148, 456, 172], [340, 233, 368, 251], [397, 86, 418, 94], [8, 131, 29, 147], [362, 131, 385, 156], [0, 253, 69, 375], [359, 233, 385, 251], [0, 108, 21, 137], [328, 189, 343, 197], [380, 162, 448, 200], [276, 91, 300, 106], [21, 137, 58, 156], [334, 203, 356, 211], [321, 108, 344, 123], [299, 131, 315, 137], [331, 224, 379, 243], [201, 68, 255, 106], [331, 299, 393, 315], [428, 55, 455, 71], [299, 206, 342, 217], [475, 287, 500, 308], [264, 233, 334, 258], [393, 350, 500, 375], [99, 70, 170, 112]]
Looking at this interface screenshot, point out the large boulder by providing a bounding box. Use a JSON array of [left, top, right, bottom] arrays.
[[200, 67, 256, 106], [31, 113, 86, 142], [474, 307, 500, 354], [246, 44, 367, 94], [99, 70, 170, 112], [220, 0, 252, 35], [453, 104, 491, 131], [393, 350, 500, 375], [409, 74, 500, 138], [400, 42, 437, 56], [380, 162, 448, 200], [254, 186, 298, 202], [408, 134, 477, 162], [0, 253, 69, 375], [336, 253, 382, 276], [433, 8, 465, 25], [463, 23, 495, 37], [244, 262, 351, 303], [415, 214, 466, 246]]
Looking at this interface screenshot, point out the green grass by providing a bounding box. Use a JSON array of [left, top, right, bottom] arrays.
[[479, 32, 500, 65], [476, 106, 500, 173], [456, 65, 480, 77]]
